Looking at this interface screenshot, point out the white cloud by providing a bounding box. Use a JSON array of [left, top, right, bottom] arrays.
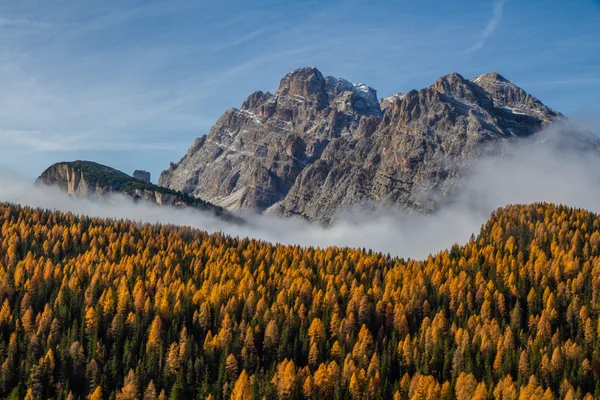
[[0, 130, 185, 153], [466, 0, 507, 53], [1, 123, 600, 260], [522, 78, 600, 86], [0, 130, 65, 152]]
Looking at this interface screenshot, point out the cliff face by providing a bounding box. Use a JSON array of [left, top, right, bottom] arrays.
[[38, 162, 119, 198], [155, 67, 583, 223], [37, 161, 243, 223]]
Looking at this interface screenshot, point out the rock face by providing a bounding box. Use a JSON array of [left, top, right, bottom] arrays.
[[159, 67, 568, 223], [37, 161, 242, 223], [133, 170, 151, 183]]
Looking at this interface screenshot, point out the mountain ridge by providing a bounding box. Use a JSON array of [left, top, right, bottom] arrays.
[[159, 67, 571, 223]]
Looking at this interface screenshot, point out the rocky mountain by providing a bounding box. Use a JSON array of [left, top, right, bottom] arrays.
[[159, 67, 570, 223], [37, 161, 242, 223], [133, 170, 151, 183]]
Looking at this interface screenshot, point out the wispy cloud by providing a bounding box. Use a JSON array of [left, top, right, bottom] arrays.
[[0, 130, 184, 153], [0, 130, 65, 152], [466, 0, 507, 53], [522, 77, 600, 86], [2, 124, 600, 260], [0, 16, 74, 29]]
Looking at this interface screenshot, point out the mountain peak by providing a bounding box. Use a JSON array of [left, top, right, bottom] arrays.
[[433, 72, 470, 90], [470, 72, 561, 121], [160, 69, 566, 222], [471, 72, 510, 86], [438, 72, 467, 82], [432, 72, 494, 108], [324, 75, 381, 117], [276, 67, 328, 103], [270, 66, 382, 116]]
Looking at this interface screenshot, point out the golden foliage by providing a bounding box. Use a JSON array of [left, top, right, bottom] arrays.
[[0, 203, 598, 398]]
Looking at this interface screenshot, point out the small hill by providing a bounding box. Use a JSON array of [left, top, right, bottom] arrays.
[[36, 160, 243, 223]]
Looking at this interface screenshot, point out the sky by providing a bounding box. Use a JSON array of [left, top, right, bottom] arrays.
[[0, 0, 598, 181]]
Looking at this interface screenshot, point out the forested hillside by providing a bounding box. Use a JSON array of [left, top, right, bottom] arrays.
[[0, 202, 599, 399]]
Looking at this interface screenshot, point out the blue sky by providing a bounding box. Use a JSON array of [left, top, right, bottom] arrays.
[[0, 0, 598, 181]]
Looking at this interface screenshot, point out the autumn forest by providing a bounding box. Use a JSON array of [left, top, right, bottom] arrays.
[[0, 202, 599, 399]]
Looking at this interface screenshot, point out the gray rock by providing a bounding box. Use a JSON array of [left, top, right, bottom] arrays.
[[133, 170, 151, 183], [158, 67, 581, 223]]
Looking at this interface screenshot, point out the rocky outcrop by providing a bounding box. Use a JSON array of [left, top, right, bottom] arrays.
[[159, 67, 579, 223], [37, 161, 243, 223], [133, 170, 151, 183]]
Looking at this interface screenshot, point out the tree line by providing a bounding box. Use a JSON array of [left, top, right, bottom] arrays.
[[0, 202, 598, 399]]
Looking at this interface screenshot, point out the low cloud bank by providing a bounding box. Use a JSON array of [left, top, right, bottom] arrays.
[[1, 124, 599, 259]]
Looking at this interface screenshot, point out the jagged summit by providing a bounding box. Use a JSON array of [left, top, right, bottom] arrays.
[[264, 66, 382, 117], [159, 67, 575, 223], [382, 72, 510, 110], [472, 71, 509, 83], [432, 72, 494, 110], [276, 66, 328, 104], [325, 75, 381, 118], [470, 72, 560, 119], [275, 67, 379, 102], [380, 71, 561, 126]]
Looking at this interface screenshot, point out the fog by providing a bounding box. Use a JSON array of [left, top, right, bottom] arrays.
[[1, 123, 599, 260]]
